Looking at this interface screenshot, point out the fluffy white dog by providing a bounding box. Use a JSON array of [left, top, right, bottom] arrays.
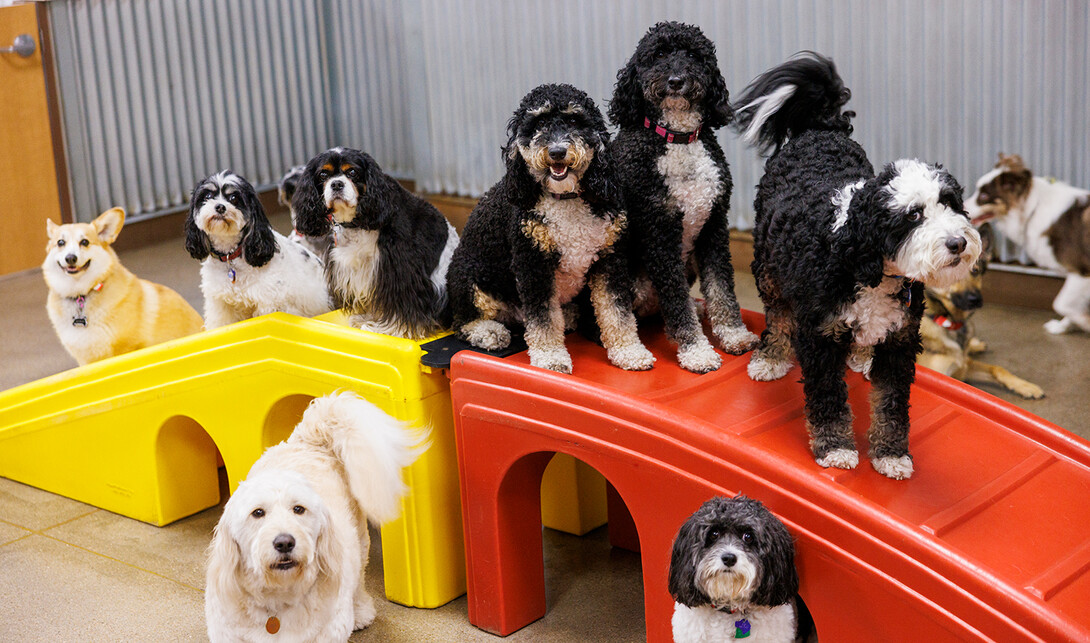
[[205, 392, 423, 642]]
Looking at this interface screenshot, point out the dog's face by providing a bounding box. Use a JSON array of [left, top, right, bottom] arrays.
[[214, 470, 331, 592], [964, 154, 1033, 226], [669, 496, 798, 610], [185, 170, 276, 266], [870, 160, 982, 290], [290, 147, 386, 234], [43, 208, 124, 292], [507, 85, 608, 196], [278, 165, 306, 210], [610, 21, 731, 130], [925, 228, 992, 321]]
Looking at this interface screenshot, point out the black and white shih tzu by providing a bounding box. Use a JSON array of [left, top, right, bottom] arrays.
[[670, 496, 810, 643], [608, 21, 760, 374], [446, 83, 654, 374], [292, 147, 459, 340], [279, 164, 333, 259], [733, 53, 981, 480], [185, 170, 330, 329]]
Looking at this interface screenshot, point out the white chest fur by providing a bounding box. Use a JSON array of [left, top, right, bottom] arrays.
[[657, 141, 722, 258], [329, 227, 380, 302], [534, 196, 612, 304], [835, 276, 909, 346]]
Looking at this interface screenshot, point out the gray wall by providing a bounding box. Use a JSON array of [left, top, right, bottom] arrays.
[[51, 0, 1089, 261]]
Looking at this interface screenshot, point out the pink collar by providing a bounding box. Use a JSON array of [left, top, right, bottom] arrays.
[[643, 117, 701, 144]]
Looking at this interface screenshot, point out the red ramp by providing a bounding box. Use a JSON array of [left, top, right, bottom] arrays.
[[450, 310, 1090, 641]]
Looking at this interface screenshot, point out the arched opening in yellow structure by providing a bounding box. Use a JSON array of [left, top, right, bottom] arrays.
[[263, 394, 316, 447], [155, 415, 221, 525]]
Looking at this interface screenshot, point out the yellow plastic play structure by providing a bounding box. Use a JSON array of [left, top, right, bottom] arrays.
[[0, 311, 601, 609]]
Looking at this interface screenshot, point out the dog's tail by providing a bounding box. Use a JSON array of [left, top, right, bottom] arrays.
[[732, 51, 854, 155], [290, 391, 427, 524]]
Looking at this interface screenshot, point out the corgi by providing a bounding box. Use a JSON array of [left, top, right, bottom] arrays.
[[43, 207, 204, 366]]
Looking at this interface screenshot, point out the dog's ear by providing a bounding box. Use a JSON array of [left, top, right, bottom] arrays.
[[839, 180, 887, 288], [580, 144, 623, 211], [703, 66, 733, 130], [752, 513, 800, 607], [503, 144, 542, 211], [184, 187, 211, 261], [608, 57, 644, 129], [239, 183, 277, 268], [668, 513, 711, 607], [205, 520, 245, 604], [92, 207, 125, 245], [312, 504, 346, 581], [357, 154, 394, 227], [46, 218, 59, 239], [292, 158, 331, 237]]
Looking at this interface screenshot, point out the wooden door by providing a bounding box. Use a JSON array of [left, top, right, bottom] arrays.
[[0, 4, 63, 276]]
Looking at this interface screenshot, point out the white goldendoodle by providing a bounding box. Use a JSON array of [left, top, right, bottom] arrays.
[[204, 392, 424, 642]]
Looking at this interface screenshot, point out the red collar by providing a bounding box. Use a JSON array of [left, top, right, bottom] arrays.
[[212, 245, 243, 262], [643, 117, 701, 144], [931, 314, 964, 331]]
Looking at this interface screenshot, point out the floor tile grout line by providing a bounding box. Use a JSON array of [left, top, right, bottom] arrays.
[[37, 531, 206, 594]]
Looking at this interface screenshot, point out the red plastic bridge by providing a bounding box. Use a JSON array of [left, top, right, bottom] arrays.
[[450, 310, 1090, 642]]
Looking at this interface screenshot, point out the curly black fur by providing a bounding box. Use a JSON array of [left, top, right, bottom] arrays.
[[291, 147, 455, 339], [185, 171, 277, 267], [608, 22, 757, 373], [446, 83, 650, 373], [736, 53, 977, 478], [669, 495, 799, 609]]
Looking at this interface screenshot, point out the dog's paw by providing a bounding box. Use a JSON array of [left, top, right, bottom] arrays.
[[815, 448, 859, 470], [1010, 379, 1045, 400], [713, 324, 760, 355], [462, 319, 511, 350], [608, 342, 655, 371], [1044, 318, 1074, 334], [871, 455, 914, 480], [354, 592, 377, 630], [678, 339, 721, 374], [967, 337, 988, 354], [747, 352, 793, 381], [529, 346, 573, 374]]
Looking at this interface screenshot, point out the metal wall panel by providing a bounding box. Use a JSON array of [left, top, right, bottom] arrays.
[[50, 0, 411, 223]]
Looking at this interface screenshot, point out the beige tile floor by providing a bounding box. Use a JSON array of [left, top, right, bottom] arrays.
[[1, 212, 1088, 641]]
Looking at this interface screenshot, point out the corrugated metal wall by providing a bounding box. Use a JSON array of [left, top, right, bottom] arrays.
[[49, 0, 410, 223], [50, 0, 1089, 265]]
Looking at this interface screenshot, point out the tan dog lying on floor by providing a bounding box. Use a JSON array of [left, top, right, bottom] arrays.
[[43, 207, 204, 365], [918, 232, 1044, 399]]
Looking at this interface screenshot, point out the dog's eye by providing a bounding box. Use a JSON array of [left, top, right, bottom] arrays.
[[57, 239, 66, 247], [79, 239, 90, 247], [705, 528, 721, 546], [227, 193, 241, 205], [686, 51, 696, 59], [251, 508, 265, 519], [318, 170, 330, 181], [293, 505, 306, 515], [908, 207, 924, 222], [345, 167, 358, 179], [741, 530, 755, 544]]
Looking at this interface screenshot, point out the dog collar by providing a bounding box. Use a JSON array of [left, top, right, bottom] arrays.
[[713, 606, 751, 639], [931, 314, 964, 331], [211, 245, 243, 262], [885, 274, 916, 307], [549, 191, 581, 200], [644, 117, 701, 144], [69, 282, 104, 327]]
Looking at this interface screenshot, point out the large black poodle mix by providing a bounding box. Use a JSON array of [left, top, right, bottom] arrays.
[[447, 83, 654, 374], [733, 53, 981, 479], [608, 21, 760, 374]]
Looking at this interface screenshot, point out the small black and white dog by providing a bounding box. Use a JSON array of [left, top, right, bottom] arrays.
[[185, 170, 330, 329], [608, 21, 759, 374], [733, 53, 981, 479], [292, 147, 459, 339], [446, 83, 654, 374], [670, 496, 803, 643], [279, 164, 333, 259]]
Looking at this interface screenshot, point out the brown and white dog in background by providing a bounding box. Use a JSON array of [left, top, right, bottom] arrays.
[[918, 228, 1045, 399], [965, 153, 1090, 335]]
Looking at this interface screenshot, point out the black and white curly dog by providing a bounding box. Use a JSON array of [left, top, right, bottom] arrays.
[[733, 53, 982, 480], [608, 21, 759, 374], [670, 496, 807, 643], [447, 83, 654, 374], [292, 147, 459, 339]]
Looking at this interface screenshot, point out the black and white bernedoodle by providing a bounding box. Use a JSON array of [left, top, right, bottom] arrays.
[[733, 53, 981, 480], [608, 21, 759, 374], [185, 170, 330, 329], [965, 153, 1090, 335], [292, 147, 459, 339], [279, 164, 333, 259], [205, 392, 423, 642], [446, 83, 654, 374], [669, 496, 807, 643]]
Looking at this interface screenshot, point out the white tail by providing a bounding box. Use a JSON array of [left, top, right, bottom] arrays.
[[740, 84, 798, 147]]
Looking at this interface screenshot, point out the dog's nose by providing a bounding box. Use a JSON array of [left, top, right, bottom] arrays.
[[667, 76, 685, 91], [721, 553, 737, 568], [945, 236, 968, 254], [547, 145, 568, 162], [214, 203, 226, 215], [273, 533, 295, 553], [330, 179, 344, 192], [953, 290, 984, 311], [64, 254, 78, 266]]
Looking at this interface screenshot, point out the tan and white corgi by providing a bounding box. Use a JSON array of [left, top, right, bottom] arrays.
[[43, 207, 204, 366]]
